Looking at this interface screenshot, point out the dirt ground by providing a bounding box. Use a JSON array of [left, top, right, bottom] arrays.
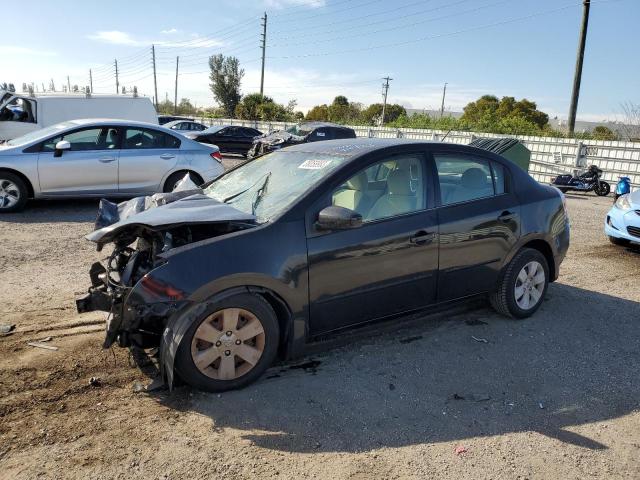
[[1, 177, 639, 479]]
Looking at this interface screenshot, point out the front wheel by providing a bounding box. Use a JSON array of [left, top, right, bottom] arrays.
[[490, 248, 549, 319], [175, 293, 280, 392], [595, 181, 610, 196], [0, 172, 28, 213]]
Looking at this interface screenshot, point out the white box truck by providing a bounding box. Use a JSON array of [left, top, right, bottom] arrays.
[[0, 90, 157, 141]]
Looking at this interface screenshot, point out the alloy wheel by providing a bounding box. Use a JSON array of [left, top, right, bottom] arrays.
[[514, 261, 545, 310], [190, 308, 266, 380], [0, 179, 20, 210]]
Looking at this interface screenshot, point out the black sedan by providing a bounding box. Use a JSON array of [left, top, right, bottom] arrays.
[[77, 139, 570, 392], [184, 125, 262, 156]]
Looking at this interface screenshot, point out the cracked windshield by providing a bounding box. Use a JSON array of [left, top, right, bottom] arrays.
[[204, 150, 348, 222]]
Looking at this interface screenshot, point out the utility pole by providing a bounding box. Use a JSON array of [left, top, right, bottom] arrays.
[[152, 45, 158, 110], [114, 59, 119, 94], [89, 69, 93, 93], [440, 82, 448, 118], [260, 12, 268, 97], [174, 56, 179, 114], [67, 76, 71, 93], [380, 76, 392, 126], [568, 0, 591, 135]]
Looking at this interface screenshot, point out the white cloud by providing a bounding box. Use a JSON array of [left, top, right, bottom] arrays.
[[88, 31, 147, 46], [0, 45, 57, 56], [265, 0, 325, 9], [161, 28, 179, 34]]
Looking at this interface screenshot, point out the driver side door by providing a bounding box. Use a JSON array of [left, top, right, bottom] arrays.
[[37, 126, 119, 195]]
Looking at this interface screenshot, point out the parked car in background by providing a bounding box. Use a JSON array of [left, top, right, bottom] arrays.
[[157, 115, 193, 125], [248, 121, 356, 158], [183, 125, 262, 156], [0, 89, 157, 141], [76, 138, 570, 392], [0, 119, 224, 212], [605, 189, 640, 246], [163, 120, 208, 133]]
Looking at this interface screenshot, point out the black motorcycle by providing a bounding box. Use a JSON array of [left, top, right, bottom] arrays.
[[551, 165, 610, 196]]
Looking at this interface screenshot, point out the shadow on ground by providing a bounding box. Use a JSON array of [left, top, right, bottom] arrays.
[[156, 283, 640, 454], [1, 199, 98, 223]]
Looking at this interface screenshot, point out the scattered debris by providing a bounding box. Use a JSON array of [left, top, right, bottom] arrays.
[[132, 381, 145, 393], [145, 377, 165, 392], [399, 335, 423, 344], [454, 445, 468, 455], [288, 360, 321, 374], [27, 342, 58, 351], [38, 336, 53, 342], [452, 393, 465, 400], [471, 336, 489, 343], [465, 319, 488, 326], [539, 402, 545, 409], [0, 324, 16, 335], [89, 376, 102, 387], [389, 383, 396, 391]]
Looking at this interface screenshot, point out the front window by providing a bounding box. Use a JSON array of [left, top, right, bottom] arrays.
[[42, 127, 119, 152], [0, 96, 36, 124], [205, 150, 349, 223]]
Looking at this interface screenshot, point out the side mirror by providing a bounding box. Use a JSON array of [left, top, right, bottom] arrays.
[[54, 140, 70, 157], [316, 205, 362, 231]]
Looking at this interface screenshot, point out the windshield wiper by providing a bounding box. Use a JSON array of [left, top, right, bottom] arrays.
[[222, 172, 271, 203], [251, 172, 271, 215]]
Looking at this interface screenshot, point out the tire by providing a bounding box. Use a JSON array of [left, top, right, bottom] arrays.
[[490, 248, 549, 319], [609, 235, 630, 246], [163, 171, 203, 192], [595, 181, 610, 196], [0, 172, 28, 213], [175, 293, 280, 392]]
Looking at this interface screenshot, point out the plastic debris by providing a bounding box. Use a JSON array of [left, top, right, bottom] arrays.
[[132, 381, 145, 393], [471, 336, 489, 343], [27, 342, 58, 351], [38, 336, 52, 342], [454, 445, 468, 455], [89, 376, 102, 387], [469, 393, 491, 402], [539, 402, 545, 409], [0, 324, 16, 335]]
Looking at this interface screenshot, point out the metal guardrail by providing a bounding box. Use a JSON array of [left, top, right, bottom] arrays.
[[198, 117, 640, 189]]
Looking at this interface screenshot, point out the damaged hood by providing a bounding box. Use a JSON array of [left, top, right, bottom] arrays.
[[87, 194, 256, 246]]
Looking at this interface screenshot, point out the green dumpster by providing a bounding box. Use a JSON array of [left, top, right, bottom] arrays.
[[468, 137, 531, 172]]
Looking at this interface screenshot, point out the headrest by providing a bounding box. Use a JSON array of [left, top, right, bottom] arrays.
[[387, 169, 413, 195], [346, 172, 367, 191], [461, 168, 488, 189]]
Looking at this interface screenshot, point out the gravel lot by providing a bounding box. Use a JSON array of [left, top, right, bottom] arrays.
[[1, 170, 639, 479]]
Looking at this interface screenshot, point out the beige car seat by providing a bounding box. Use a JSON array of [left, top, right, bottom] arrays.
[[367, 169, 417, 220]]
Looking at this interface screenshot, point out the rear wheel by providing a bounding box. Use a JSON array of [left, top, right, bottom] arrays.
[[163, 171, 203, 192], [609, 235, 630, 246], [490, 248, 549, 319], [175, 293, 280, 392], [0, 172, 28, 213], [595, 181, 610, 196]]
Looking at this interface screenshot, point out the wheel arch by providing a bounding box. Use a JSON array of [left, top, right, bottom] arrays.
[[0, 167, 35, 198], [501, 235, 557, 283], [162, 169, 204, 191]]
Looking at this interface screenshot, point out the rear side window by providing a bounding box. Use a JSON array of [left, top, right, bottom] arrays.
[[491, 162, 507, 194], [434, 154, 496, 205], [41, 127, 118, 152], [124, 128, 180, 149]]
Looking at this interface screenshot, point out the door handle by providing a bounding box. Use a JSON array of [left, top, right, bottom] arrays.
[[160, 153, 176, 160], [410, 231, 436, 245], [98, 157, 116, 163], [498, 211, 517, 222]]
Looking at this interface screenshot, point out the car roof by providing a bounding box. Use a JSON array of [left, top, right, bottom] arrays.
[[299, 121, 354, 131], [163, 119, 202, 128], [60, 118, 166, 128], [281, 138, 443, 156]]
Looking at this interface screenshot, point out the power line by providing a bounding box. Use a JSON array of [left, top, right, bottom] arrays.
[[271, 0, 387, 24]]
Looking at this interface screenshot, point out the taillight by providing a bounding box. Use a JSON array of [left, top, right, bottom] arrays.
[[210, 151, 222, 163]]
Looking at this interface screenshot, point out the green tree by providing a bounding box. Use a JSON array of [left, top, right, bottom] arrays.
[[360, 103, 406, 125], [177, 98, 196, 115], [591, 125, 618, 141], [235, 93, 269, 119], [462, 95, 549, 131], [209, 54, 244, 117], [306, 104, 329, 121]]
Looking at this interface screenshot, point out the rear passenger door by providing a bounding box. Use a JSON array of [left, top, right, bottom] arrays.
[[432, 150, 520, 301], [118, 127, 181, 194]]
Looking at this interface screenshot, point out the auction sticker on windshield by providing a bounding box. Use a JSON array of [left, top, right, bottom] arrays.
[[299, 159, 333, 170]]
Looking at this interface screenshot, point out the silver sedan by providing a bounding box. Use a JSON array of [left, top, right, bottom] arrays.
[[0, 119, 225, 212]]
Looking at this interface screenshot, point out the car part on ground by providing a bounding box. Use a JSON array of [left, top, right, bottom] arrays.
[[551, 164, 610, 196], [0, 119, 224, 212], [247, 122, 356, 159], [604, 189, 640, 246], [76, 138, 570, 392]]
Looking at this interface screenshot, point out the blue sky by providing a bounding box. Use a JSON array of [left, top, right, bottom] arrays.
[[2, 0, 637, 120]]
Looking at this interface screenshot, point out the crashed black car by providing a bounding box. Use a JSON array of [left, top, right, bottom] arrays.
[[77, 138, 569, 392], [247, 121, 356, 158]]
